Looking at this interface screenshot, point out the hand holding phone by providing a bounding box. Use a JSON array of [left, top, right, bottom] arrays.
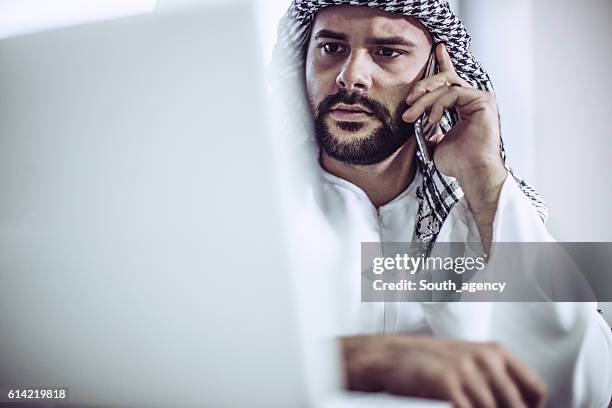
[[413, 47, 455, 165]]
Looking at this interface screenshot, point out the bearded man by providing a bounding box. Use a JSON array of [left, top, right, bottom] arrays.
[[271, 1, 612, 406]]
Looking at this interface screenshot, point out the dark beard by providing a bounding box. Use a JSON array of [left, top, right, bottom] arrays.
[[313, 89, 414, 166]]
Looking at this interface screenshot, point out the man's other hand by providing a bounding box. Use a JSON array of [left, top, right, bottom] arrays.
[[341, 335, 547, 408]]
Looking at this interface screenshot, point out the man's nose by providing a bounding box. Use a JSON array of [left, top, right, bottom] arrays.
[[336, 51, 373, 93]]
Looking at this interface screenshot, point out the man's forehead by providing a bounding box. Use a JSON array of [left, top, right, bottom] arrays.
[[311, 5, 431, 43]]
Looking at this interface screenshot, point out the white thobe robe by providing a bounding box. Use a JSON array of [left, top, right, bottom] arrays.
[[302, 164, 612, 407]]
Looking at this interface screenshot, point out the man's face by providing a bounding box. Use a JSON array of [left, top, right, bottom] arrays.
[[305, 6, 432, 165]]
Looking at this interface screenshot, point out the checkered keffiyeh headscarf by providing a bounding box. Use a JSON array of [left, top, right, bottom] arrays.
[[270, 0, 548, 248]]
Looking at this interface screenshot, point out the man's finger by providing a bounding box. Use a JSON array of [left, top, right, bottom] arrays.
[[443, 380, 474, 408], [450, 391, 474, 408], [487, 366, 528, 408], [403, 85, 482, 123], [437, 43, 455, 73], [402, 84, 450, 122], [405, 74, 470, 105], [462, 368, 498, 408], [405, 44, 471, 104], [405, 76, 450, 104], [427, 88, 467, 124], [503, 351, 548, 407], [427, 127, 445, 145]]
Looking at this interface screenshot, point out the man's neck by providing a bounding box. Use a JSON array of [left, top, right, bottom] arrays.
[[320, 139, 418, 208]]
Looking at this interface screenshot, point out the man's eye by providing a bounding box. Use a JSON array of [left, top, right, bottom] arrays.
[[319, 43, 345, 55], [375, 47, 403, 58]]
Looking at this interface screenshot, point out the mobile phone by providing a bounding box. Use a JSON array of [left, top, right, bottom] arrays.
[[413, 49, 454, 165]]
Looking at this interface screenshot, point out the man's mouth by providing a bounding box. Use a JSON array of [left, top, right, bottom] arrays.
[[328, 103, 374, 121]]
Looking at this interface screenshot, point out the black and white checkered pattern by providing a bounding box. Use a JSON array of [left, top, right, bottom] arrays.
[[270, 0, 548, 250]]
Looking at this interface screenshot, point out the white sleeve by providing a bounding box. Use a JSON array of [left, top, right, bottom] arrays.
[[423, 176, 612, 407]]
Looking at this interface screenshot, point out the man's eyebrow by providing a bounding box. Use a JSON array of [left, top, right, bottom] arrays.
[[312, 30, 417, 48], [366, 36, 417, 48], [313, 29, 348, 41]]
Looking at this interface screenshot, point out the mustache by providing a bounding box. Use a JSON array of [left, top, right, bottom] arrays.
[[316, 89, 394, 127]]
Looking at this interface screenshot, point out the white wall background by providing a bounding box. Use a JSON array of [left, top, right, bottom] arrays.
[[533, 0, 612, 324], [461, 0, 536, 185], [460, 0, 612, 324], [461, 0, 612, 241], [532, 0, 612, 242]]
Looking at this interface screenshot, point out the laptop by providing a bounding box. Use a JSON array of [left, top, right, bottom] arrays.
[[0, 1, 448, 406]]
